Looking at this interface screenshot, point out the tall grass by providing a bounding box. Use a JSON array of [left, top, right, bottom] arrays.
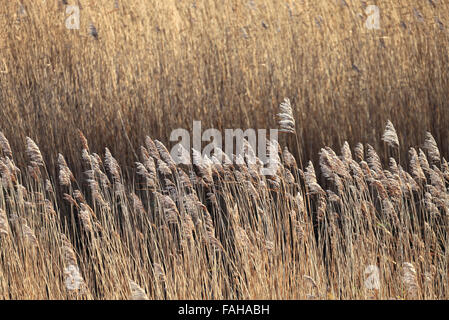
[[1, 1, 448, 176], [0, 121, 448, 299], [0, 1, 448, 299]]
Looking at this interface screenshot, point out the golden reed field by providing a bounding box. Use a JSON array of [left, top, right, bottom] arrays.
[[0, 0, 449, 299]]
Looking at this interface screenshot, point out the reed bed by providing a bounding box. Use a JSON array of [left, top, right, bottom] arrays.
[[0, 1, 449, 177], [0, 118, 448, 299], [1, 1, 449, 299]]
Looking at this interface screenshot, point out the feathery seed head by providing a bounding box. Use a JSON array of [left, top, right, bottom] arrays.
[[128, 280, 149, 300], [424, 132, 440, 164], [277, 98, 296, 133], [382, 120, 399, 148], [26, 137, 44, 167], [0, 132, 12, 158]]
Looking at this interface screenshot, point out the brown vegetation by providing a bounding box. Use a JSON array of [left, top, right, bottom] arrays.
[[0, 1, 448, 299]]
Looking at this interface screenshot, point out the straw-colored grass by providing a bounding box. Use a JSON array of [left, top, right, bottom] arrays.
[[1, 120, 448, 299], [0, 1, 448, 299], [1, 1, 449, 175]]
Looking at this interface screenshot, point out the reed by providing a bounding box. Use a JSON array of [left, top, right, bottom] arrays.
[[0, 119, 448, 299]]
